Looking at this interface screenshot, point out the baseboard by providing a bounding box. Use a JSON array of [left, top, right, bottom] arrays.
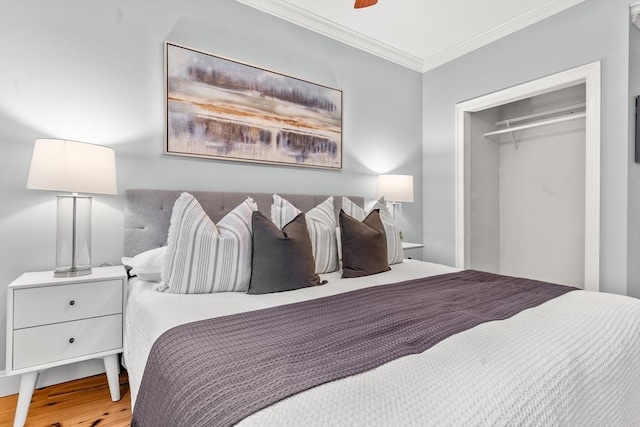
[[0, 372, 21, 397], [0, 359, 106, 397]]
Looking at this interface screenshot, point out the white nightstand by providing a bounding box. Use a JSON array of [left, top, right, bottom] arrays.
[[402, 242, 424, 260], [5, 265, 127, 427]]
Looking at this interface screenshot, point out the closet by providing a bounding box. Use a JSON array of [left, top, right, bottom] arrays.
[[467, 84, 587, 288]]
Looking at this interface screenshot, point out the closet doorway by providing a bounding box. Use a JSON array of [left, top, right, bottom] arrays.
[[455, 62, 601, 291]]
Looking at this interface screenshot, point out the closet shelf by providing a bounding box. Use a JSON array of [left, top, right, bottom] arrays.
[[494, 103, 586, 127], [483, 112, 586, 137]]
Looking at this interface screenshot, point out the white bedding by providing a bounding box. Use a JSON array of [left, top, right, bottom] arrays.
[[124, 260, 640, 426]]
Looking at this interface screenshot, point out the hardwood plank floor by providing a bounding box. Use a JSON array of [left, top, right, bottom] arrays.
[[0, 372, 131, 427]]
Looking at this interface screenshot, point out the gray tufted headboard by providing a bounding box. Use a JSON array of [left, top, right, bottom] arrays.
[[123, 189, 365, 257]]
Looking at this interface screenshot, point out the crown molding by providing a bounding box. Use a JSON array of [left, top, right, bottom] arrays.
[[235, 0, 423, 72], [236, 0, 583, 74], [631, 2, 640, 30], [421, 0, 584, 72]]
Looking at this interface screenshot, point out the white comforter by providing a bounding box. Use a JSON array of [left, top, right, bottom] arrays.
[[124, 261, 640, 426]]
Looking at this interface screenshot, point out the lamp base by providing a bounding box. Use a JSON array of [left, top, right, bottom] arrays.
[[387, 201, 404, 239], [56, 194, 92, 278], [54, 266, 92, 278]]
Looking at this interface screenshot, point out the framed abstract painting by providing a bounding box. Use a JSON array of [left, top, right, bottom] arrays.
[[164, 42, 343, 169]]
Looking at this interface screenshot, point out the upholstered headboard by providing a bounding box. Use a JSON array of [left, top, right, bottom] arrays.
[[123, 189, 365, 257]]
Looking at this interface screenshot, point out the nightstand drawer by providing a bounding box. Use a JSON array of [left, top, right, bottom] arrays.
[[12, 314, 122, 370], [13, 279, 122, 329]]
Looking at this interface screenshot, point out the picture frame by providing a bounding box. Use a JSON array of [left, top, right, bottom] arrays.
[[635, 95, 640, 163], [164, 42, 343, 169]]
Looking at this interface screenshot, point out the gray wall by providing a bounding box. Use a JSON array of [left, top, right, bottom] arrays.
[[0, 1, 422, 379], [423, 0, 635, 295], [498, 118, 586, 288], [468, 110, 500, 273]]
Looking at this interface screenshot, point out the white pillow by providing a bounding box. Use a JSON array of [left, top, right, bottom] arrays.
[[158, 192, 257, 294], [341, 197, 403, 265], [370, 199, 403, 264], [271, 194, 339, 273], [122, 246, 166, 282], [341, 196, 366, 221]]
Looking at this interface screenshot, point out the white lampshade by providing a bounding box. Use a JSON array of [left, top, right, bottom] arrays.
[[27, 139, 117, 195], [27, 138, 117, 277], [376, 175, 414, 202]]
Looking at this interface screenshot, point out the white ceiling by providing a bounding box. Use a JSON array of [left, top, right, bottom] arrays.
[[236, 0, 584, 72]]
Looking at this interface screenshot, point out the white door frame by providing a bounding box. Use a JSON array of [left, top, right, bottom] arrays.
[[454, 61, 601, 291]]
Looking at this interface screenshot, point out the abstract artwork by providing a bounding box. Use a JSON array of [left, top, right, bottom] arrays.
[[165, 42, 342, 169]]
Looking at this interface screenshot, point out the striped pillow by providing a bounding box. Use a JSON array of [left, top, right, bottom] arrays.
[[158, 192, 257, 294], [341, 197, 403, 265], [271, 194, 339, 273], [341, 197, 366, 221], [370, 199, 403, 265]]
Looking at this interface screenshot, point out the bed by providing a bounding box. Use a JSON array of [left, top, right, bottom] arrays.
[[123, 189, 640, 427]]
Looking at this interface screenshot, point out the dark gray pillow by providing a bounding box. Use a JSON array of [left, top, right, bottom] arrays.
[[248, 211, 322, 294], [340, 209, 390, 278]]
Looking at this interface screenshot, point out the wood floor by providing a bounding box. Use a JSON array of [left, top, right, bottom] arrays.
[[0, 372, 131, 427]]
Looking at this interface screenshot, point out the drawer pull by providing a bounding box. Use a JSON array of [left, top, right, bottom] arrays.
[[69, 338, 75, 344], [69, 300, 75, 306]]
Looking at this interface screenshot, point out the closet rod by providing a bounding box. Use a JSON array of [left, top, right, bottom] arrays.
[[483, 112, 586, 137], [494, 103, 586, 126]]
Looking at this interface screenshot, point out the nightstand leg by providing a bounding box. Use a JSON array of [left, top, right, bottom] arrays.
[[103, 354, 121, 401], [13, 371, 39, 427]]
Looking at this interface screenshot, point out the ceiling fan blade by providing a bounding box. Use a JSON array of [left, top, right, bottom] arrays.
[[354, 0, 378, 9]]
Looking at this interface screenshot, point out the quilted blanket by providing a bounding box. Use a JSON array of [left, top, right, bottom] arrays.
[[132, 270, 577, 427]]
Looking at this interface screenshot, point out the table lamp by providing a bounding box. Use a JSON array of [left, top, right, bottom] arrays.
[[26, 139, 117, 277], [376, 174, 414, 236]]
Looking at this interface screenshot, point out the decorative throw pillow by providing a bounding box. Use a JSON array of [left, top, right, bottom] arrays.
[[341, 197, 403, 265], [339, 209, 390, 278], [341, 196, 366, 221], [249, 211, 321, 294], [271, 194, 338, 273], [121, 246, 166, 282], [370, 199, 403, 264], [158, 192, 257, 294]]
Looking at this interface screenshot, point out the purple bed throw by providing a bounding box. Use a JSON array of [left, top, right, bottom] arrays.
[[132, 270, 576, 427]]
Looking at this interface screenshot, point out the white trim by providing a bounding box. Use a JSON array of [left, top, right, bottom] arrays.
[[0, 361, 106, 397], [632, 2, 640, 30], [455, 61, 601, 291], [455, 109, 464, 269], [235, 0, 423, 71], [235, 0, 583, 73], [421, 1, 583, 72], [0, 370, 21, 397], [583, 62, 601, 292]]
